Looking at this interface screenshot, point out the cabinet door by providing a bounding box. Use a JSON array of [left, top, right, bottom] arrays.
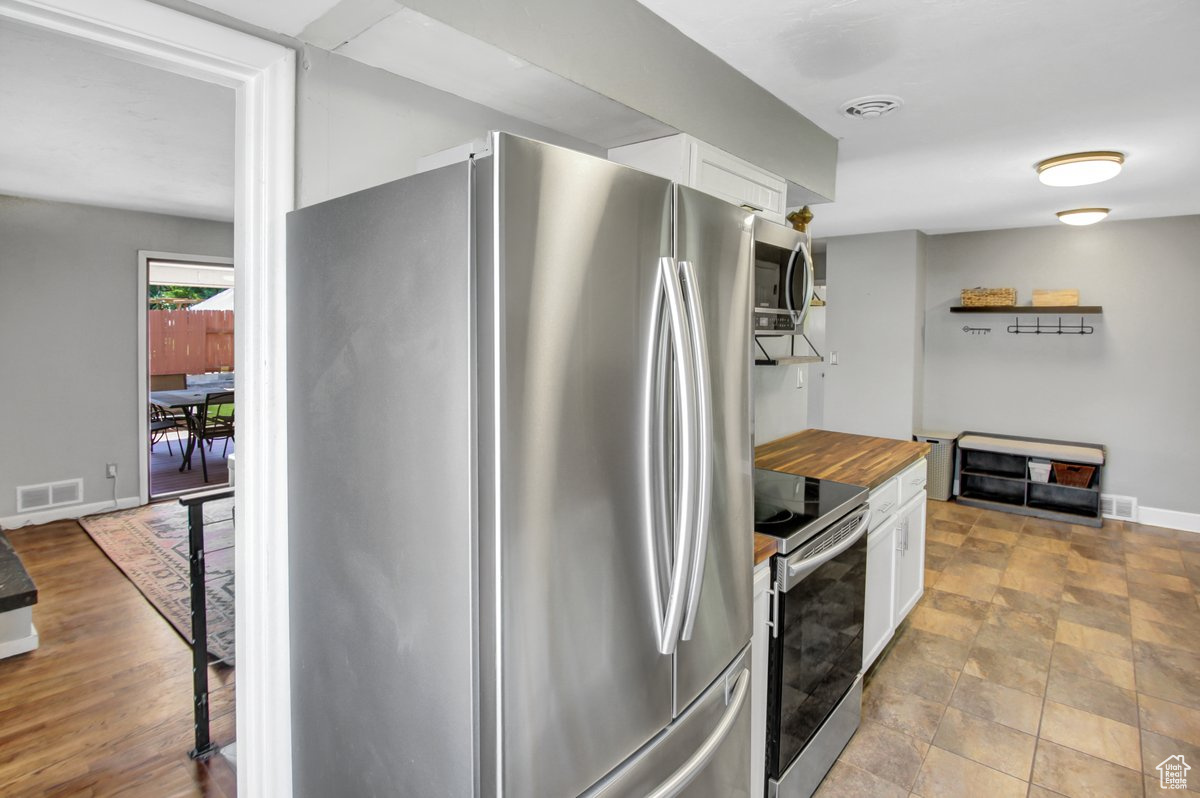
[[863, 520, 897, 671], [893, 492, 927, 624], [688, 140, 787, 223]]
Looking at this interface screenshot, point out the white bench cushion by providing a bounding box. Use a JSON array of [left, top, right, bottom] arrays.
[[959, 434, 1104, 465]]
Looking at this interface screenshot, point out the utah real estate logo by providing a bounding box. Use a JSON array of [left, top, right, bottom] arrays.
[[1158, 754, 1191, 790]]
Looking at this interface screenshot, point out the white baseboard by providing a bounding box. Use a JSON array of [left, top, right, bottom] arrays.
[[0, 496, 141, 530], [0, 623, 38, 660], [1139, 506, 1200, 534]]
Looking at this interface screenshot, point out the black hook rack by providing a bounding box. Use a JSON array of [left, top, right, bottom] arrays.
[[962, 325, 991, 335], [1007, 316, 1094, 335]]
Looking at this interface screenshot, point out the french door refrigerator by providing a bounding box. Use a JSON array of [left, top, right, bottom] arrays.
[[287, 132, 754, 798]]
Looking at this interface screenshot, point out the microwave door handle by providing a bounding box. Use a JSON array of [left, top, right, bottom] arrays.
[[782, 508, 870, 589], [794, 235, 816, 330], [678, 259, 713, 641], [656, 256, 697, 655]]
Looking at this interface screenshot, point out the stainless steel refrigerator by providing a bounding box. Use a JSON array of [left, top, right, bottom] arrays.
[[287, 132, 754, 797]]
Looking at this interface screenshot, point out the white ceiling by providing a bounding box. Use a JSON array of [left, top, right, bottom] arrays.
[[637, 0, 1200, 236], [0, 20, 234, 221]]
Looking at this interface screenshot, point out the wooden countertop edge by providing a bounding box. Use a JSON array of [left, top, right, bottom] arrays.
[[751, 431, 932, 566]]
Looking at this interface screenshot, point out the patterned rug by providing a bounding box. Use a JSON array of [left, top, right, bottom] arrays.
[[80, 499, 235, 665]]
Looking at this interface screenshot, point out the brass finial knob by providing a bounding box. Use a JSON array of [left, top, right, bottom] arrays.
[[786, 206, 813, 233]]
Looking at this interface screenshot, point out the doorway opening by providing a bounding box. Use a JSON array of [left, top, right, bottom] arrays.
[[143, 254, 236, 499]]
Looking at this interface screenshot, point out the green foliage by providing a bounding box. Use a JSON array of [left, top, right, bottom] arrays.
[[148, 284, 223, 310]]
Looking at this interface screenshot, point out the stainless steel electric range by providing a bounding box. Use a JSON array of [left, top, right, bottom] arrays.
[[754, 469, 870, 798]]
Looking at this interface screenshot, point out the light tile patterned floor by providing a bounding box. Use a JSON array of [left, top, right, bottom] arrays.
[[814, 501, 1200, 798]]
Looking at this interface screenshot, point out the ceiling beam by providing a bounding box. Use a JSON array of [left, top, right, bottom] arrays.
[[395, 0, 838, 199]]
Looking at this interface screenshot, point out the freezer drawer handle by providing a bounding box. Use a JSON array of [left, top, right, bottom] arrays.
[[645, 667, 749, 798], [679, 259, 714, 641], [654, 255, 699, 655]]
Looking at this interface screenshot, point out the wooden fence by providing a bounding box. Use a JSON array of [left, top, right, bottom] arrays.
[[149, 310, 233, 375]]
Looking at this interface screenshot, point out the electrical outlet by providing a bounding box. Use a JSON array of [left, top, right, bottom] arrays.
[[106, 463, 118, 479]]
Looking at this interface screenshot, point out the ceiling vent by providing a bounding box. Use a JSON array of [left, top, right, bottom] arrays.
[[1100, 493, 1138, 522], [839, 95, 903, 120]]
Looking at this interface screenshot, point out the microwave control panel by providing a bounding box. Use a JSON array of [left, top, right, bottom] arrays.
[[754, 307, 800, 333]]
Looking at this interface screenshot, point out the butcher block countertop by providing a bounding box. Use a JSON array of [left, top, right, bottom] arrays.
[[752, 429, 931, 566]]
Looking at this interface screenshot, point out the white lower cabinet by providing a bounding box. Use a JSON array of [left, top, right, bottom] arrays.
[[893, 491, 927, 623], [862, 519, 897, 670], [750, 563, 771, 798], [862, 470, 928, 672]]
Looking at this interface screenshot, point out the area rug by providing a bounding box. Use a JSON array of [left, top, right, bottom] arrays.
[[80, 499, 235, 665]]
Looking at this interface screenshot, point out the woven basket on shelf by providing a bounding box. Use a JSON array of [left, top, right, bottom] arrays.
[[1052, 462, 1095, 488], [961, 287, 1016, 306]]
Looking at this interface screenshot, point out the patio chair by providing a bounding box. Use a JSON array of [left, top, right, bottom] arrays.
[[194, 391, 234, 483], [150, 404, 187, 456]]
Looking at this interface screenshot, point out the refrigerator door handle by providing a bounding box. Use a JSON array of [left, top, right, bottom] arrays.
[[656, 255, 698, 655], [644, 667, 749, 798], [678, 259, 713, 641]]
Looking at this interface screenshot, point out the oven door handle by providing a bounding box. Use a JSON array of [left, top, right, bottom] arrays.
[[780, 508, 870, 591], [645, 666, 749, 798]]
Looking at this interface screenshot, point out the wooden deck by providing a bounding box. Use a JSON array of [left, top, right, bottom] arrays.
[[150, 432, 231, 498], [0, 520, 235, 796]]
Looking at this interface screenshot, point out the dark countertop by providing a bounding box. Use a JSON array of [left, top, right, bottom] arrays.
[[0, 532, 37, 613], [753, 429, 931, 566]]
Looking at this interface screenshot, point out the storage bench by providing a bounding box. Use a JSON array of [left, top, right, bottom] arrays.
[[954, 432, 1106, 527]]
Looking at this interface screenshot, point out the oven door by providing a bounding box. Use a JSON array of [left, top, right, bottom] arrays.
[[766, 506, 869, 792]]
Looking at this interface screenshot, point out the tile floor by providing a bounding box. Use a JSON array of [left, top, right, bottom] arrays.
[[814, 500, 1200, 798]]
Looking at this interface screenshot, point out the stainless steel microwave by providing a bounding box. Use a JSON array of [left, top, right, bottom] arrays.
[[753, 220, 814, 334]]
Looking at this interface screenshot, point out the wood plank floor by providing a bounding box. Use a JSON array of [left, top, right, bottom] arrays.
[[150, 434, 231, 498], [0, 520, 236, 797]]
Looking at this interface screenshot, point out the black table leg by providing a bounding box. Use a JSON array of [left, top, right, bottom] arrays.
[[179, 407, 198, 472]]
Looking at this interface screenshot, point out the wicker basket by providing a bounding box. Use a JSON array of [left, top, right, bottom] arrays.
[[961, 287, 1017, 306], [1052, 462, 1095, 488]]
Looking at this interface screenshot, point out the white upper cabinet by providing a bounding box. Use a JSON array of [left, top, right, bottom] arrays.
[[609, 134, 788, 224]]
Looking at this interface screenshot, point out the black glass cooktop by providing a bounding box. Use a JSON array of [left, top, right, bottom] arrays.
[[753, 469, 868, 554]]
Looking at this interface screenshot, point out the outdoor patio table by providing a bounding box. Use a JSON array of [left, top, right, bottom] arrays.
[[149, 385, 234, 472]]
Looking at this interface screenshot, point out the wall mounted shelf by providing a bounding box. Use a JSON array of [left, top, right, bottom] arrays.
[[950, 305, 1103, 314]]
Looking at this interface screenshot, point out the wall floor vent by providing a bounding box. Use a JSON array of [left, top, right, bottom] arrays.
[[16, 479, 83, 513], [1100, 493, 1137, 522]]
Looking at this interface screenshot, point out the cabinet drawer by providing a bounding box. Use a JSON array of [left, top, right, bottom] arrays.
[[868, 478, 900, 531], [898, 459, 928, 505]]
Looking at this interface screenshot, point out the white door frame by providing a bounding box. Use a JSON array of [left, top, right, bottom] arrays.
[[0, 1, 295, 795], [138, 250, 234, 504]]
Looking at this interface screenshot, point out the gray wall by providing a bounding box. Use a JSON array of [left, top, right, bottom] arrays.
[[822, 231, 927, 440], [0, 195, 233, 519], [923, 215, 1200, 514], [297, 46, 605, 207]]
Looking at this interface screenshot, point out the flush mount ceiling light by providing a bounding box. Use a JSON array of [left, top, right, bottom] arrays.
[[1056, 208, 1110, 226], [839, 95, 903, 120], [1037, 151, 1124, 186]]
